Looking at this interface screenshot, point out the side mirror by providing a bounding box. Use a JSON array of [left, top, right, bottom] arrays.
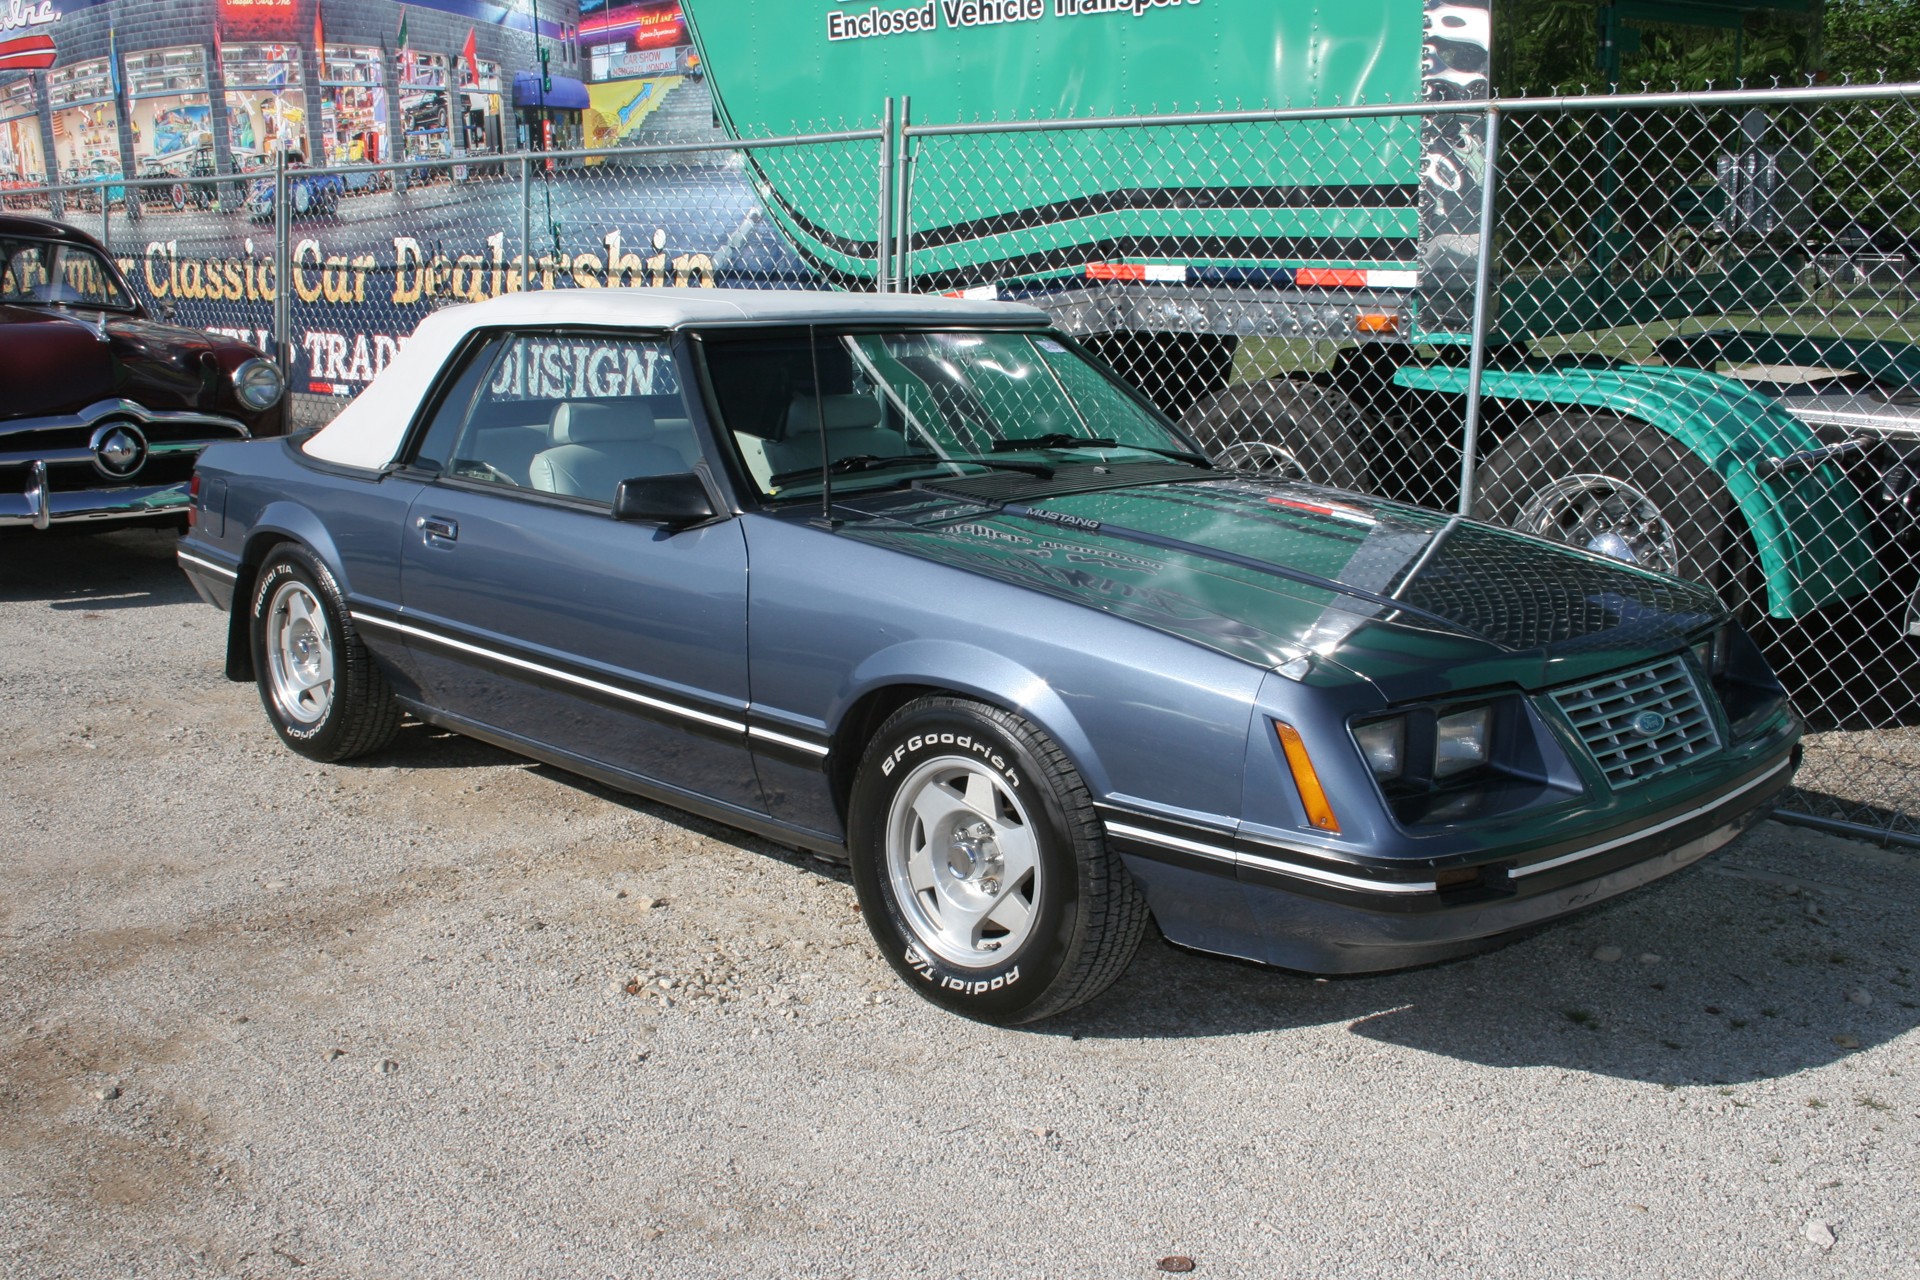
[[612, 472, 717, 530]]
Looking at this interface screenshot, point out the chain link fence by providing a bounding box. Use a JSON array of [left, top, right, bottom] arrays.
[[11, 80, 1917, 843], [895, 86, 1920, 847]]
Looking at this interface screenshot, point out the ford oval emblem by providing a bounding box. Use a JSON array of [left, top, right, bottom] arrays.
[[1631, 710, 1668, 737]]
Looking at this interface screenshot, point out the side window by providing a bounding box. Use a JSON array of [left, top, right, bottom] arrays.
[[408, 335, 502, 473], [417, 331, 691, 506], [702, 332, 898, 496]]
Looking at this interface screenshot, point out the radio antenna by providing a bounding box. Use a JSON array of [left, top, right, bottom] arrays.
[[808, 325, 838, 528]]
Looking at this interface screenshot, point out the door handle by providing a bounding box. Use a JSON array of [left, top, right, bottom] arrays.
[[418, 515, 458, 542]]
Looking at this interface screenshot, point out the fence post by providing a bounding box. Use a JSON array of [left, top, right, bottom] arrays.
[[875, 97, 895, 294], [519, 153, 534, 292], [274, 150, 293, 379], [1455, 103, 1501, 518], [894, 96, 913, 294]]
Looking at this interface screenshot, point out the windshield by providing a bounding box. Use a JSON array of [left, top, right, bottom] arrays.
[[0, 238, 135, 311], [702, 328, 1204, 500]]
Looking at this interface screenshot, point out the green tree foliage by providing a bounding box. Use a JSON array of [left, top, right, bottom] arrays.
[[1824, 0, 1920, 81], [1493, 0, 1815, 94], [1491, 3, 1920, 259]]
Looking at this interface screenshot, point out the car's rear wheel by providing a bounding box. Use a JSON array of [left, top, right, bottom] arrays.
[[250, 546, 400, 761], [847, 696, 1149, 1024]]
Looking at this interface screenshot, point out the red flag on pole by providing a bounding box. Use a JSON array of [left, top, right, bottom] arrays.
[[462, 27, 478, 85], [314, 3, 326, 57]]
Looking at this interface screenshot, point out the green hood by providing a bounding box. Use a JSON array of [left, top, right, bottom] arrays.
[[846, 473, 1725, 699]]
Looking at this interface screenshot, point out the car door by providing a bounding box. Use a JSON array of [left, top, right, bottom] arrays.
[[394, 328, 762, 812]]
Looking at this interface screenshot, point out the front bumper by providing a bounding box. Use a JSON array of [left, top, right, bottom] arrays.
[[1107, 744, 1799, 974], [1, 400, 254, 530], [0, 460, 193, 529]]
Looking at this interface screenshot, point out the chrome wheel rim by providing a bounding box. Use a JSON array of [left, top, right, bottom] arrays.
[[1512, 472, 1682, 576], [1219, 439, 1308, 478], [884, 754, 1041, 969], [265, 579, 335, 726]]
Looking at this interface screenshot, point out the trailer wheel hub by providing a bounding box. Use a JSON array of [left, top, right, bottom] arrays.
[[1511, 472, 1681, 578]]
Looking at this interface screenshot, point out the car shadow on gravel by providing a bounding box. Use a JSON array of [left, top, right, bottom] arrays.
[[0, 528, 198, 609], [344, 724, 1918, 1088], [350, 725, 858, 892], [1045, 865, 1920, 1086]]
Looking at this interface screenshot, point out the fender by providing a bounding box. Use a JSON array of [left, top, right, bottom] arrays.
[[223, 500, 356, 680], [243, 499, 353, 589], [1393, 362, 1883, 617], [833, 637, 1115, 802]]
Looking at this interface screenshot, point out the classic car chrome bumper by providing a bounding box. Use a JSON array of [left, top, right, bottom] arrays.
[[0, 460, 194, 529], [1, 400, 249, 529]]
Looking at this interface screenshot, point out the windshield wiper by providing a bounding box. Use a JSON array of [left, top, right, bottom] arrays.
[[991, 433, 1212, 466], [992, 432, 1117, 451], [768, 452, 1053, 489]]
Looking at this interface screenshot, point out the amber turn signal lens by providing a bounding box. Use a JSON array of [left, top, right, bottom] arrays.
[[1275, 721, 1342, 834]]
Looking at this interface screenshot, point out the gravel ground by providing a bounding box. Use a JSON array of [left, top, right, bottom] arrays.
[[3, 529, 1917, 1279]]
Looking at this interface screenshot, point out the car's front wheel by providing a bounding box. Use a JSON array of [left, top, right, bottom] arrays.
[[249, 546, 400, 761], [848, 697, 1149, 1024]]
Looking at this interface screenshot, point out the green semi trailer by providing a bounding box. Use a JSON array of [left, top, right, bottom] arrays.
[[680, 0, 1920, 625]]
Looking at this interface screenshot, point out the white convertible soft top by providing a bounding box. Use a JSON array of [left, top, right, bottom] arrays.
[[300, 288, 1051, 469]]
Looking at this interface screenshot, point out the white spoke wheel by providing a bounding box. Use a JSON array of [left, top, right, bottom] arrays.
[[249, 547, 400, 762], [848, 697, 1150, 1025]]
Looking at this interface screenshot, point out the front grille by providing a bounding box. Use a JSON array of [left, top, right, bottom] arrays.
[[1551, 657, 1722, 787]]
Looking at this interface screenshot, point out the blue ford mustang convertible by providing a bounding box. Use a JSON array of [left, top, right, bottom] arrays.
[[177, 290, 1801, 1023]]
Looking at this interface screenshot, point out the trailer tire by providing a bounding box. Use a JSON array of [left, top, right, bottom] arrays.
[[1472, 410, 1757, 612], [1180, 377, 1370, 491]]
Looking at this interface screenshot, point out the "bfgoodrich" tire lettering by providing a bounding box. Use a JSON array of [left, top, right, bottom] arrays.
[[879, 731, 1021, 787]]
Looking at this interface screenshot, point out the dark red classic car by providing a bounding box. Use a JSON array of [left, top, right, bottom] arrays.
[[1, 215, 285, 532]]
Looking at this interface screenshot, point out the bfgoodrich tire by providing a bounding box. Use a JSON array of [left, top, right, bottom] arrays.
[[1471, 410, 1757, 613], [249, 546, 400, 762], [848, 697, 1149, 1025]]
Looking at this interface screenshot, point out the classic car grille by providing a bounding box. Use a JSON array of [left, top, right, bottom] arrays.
[[1551, 657, 1722, 787]]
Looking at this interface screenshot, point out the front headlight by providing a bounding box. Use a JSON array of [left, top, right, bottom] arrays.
[[1691, 625, 1733, 681], [233, 357, 284, 411], [1434, 706, 1492, 778], [1354, 717, 1407, 781]]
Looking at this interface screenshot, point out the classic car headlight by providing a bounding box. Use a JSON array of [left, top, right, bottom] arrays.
[[1691, 625, 1732, 680], [233, 357, 285, 411]]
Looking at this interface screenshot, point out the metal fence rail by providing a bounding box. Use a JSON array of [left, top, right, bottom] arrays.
[[10, 81, 1917, 844]]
